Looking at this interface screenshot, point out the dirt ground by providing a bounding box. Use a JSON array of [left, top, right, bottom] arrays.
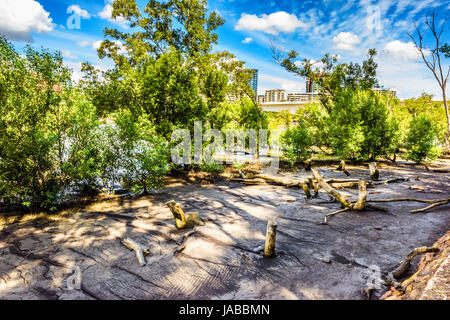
[[0, 163, 449, 300]]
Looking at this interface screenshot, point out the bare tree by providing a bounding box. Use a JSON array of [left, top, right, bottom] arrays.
[[409, 11, 450, 151]]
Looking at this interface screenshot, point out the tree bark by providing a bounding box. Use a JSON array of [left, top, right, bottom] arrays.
[[166, 200, 187, 229], [369, 162, 379, 181], [312, 169, 350, 208], [264, 221, 277, 257]]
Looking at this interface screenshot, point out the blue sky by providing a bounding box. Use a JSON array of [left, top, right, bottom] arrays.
[[1, 0, 449, 99]]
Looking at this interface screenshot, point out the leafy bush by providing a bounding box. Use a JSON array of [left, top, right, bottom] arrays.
[[405, 114, 441, 163], [0, 37, 70, 210], [329, 89, 397, 161], [281, 123, 313, 165], [200, 162, 224, 173], [113, 109, 170, 194]]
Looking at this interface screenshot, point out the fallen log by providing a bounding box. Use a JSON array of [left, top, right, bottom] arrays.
[[369, 162, 379, 181], [122, 238, 149, 266], [386, 246, 439, 289], [312, 169, 350, 208]]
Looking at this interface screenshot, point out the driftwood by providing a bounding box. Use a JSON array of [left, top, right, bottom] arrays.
[[411, 198, 450, 214], [122, 238, 150, 266], [386, 246, 439, 289], [312, 169, 388, 224], [369, 162, 379, 181], [312, 169, 350, 208], [166, 200, 205, 229], [336, 160, 351, 176], [367, 197, 450, 214], [264, 221, 277, 257]]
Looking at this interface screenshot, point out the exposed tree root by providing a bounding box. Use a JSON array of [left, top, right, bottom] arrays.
[[312, 169, 389, 224], [122, 238, 149, 266], [411, 199, 450, 214], [321, 208, 351, 225], [173, 230, 197, 255], [386, 246, 439, 290], [367, 197, 450, 214], [312, 169, 351, 209]]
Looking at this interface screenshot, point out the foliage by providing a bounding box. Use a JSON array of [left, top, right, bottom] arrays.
[[405, 114, 441, 163], [113, 109, 170, 193], [274, 47, 378, 112], [328, 89, 397, 160], [281, 123, 313, 164], [200, 162, 224, 173], [0, 37, 70, 210]]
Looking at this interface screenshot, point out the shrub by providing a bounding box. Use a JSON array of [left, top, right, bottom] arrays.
[[281, 123, 313, 165], [200, 162, 224, 173], [114, 109, 170, 193], [329, 89, 396, 161], [405, 114, 441, 163]]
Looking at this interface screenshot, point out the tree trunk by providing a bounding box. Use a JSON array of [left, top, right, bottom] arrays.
[[166, 200, 187, 229], [369, 162, 379, 181], [442, 91, 450, 152], [264, 221, 277, 257]]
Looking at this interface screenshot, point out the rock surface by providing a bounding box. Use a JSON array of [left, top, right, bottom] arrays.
[[0, 164, 449, 300]]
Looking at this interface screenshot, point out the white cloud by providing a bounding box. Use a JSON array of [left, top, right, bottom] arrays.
[[235, 11, 307, 35], [332, 32, 361, 50], [384, 40, 429, 61], [67, 5, 90, 19], [61, 50, 77, 60], [0, 0, 54, 41], [259, 74, 305, 94], [99, 2, 128, 27], [242, 37, 253, 44], [77, 40, 91, 47]]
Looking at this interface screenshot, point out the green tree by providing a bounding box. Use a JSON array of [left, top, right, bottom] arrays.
[[0, 37, 71, 210], [113, 109, 170, 193], [405, 114, 441, 163], [282, 123, 313, 165], [329, 89, 397, 161]]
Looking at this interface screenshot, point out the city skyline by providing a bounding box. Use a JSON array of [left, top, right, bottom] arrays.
[[0, 0, 449, 99]]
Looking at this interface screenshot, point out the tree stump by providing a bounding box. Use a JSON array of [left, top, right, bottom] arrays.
[[352, 180, 367, 211], [337, 160, 351, 176], [264, 221, 278, 257], [166, 200, 187, 229], [166, 200, 205, 229], [369, 162, 379, 181]]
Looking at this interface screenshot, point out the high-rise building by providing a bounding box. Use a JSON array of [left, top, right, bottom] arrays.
[[265, 89, 285, 102], [306, 77, 319, 94], [249, 69, 258, 95]]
